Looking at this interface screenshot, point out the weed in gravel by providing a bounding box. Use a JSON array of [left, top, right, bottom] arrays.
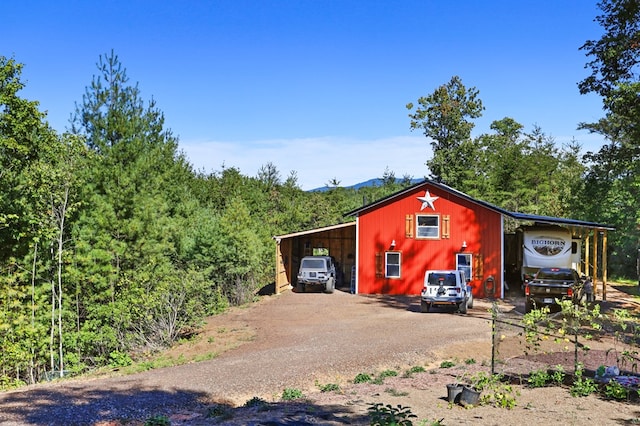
[[144, 414, 171, 426], [282, 388, 304, 400], [385, 387, 409, 397], [403, 366, 426, 378], [316, 381, 341, 393], [354, 373, 372, 384], [464, 358, 476, 365], [439, 360, 455, 368], [373, 370, 398, 385], [244, 396, 269, 409]]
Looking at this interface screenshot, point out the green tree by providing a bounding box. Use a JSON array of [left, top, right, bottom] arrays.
[[70, 51, 199, 358], [578, 0, 640, 278], [407, 75, 484, 188]]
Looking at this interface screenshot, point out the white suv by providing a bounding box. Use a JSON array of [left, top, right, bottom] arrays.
[[421, 270, 473, 313], [296, 256, 336, 293]]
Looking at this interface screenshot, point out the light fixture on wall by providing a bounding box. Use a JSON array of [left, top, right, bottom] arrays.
[[461, 241, 467, 250], [390, 240, 396, 249]]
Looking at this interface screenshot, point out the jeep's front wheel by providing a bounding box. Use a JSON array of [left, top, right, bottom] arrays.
[[324, 277, 335, 294], [420, 300, 430, 313]]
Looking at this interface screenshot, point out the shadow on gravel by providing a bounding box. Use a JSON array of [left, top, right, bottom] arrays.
[[359, 294, 419, 312], [204, 400, 370, 425], [0, 386, 209, 425], [0, 386, 372, 425]]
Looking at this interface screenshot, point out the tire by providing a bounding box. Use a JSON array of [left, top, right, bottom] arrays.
[[420, 300, 429, 313], [468, 293, 474, 309], [459, 300, 468, 314], [525, 299, 533, 313], [324, 277, 335, 294], [297, 283, 305, 293]]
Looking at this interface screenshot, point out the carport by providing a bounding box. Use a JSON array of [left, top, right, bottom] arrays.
[[273, 222, 356, 294], [503, 212, 615, 300]]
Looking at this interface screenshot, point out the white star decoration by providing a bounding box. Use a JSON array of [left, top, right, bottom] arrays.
[[417, 190, 439, 211]]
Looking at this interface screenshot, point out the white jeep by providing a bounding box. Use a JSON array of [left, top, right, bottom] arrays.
[[420, 270, 473, 313], [296, 256, 336, 293]]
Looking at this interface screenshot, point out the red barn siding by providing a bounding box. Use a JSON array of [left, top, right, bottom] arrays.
[[356, 183, 503, 298]]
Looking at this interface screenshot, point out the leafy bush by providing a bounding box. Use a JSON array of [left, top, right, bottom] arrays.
[[367, 403, 417, 426], [281, 388, 304, 400], [471, 372, 519, 409], [550, 365, 566, 385], [604, 380, 630, 400], [527, 370, 550, 388], [439, 360, 455, 368], [354, 373, 372, 384], [108, 350, 133, 367], [570, 368, 598, 397]]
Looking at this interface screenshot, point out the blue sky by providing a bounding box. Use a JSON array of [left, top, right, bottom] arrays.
[[5, 1, 606, 190]]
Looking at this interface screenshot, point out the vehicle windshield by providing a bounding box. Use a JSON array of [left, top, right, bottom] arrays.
[[427, 273, 457, 286], [536, 270, 574, 280], [301, 258, 326, 269]]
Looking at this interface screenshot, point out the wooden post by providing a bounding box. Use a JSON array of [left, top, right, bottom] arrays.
[[602, 230, 607, 301], [585, 234, 590, 279], [593, 230, 599, 300]]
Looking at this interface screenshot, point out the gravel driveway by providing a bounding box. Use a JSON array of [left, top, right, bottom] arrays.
[[0, 289, 497, 425]]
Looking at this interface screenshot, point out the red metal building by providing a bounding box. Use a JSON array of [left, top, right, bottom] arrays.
[[274, 180, 614, 300], [346, 181, 503, 298]]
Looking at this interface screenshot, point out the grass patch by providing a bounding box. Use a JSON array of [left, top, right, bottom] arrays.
[[193, 352, 218, 362]]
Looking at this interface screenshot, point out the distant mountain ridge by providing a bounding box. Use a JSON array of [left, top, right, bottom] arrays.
[[309, 178, 423, 192]]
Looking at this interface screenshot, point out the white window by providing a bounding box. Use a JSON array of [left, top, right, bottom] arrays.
[[457, 253, 472, 281], [385, 252, 401, 278], [416, 214, 440, 239]]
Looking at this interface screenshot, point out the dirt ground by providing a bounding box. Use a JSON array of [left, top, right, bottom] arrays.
[[0, 284, 639, 425]]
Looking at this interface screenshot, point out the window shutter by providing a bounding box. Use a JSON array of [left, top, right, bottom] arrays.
[[375, 252, 383, 278], [442, 215, 450, 239], [474, 253, 483, 280], [405, 215, 414, 238]]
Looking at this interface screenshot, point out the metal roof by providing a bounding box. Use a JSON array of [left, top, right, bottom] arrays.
[[273, 221, 356, 241], [344, 179, 615, 231]]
